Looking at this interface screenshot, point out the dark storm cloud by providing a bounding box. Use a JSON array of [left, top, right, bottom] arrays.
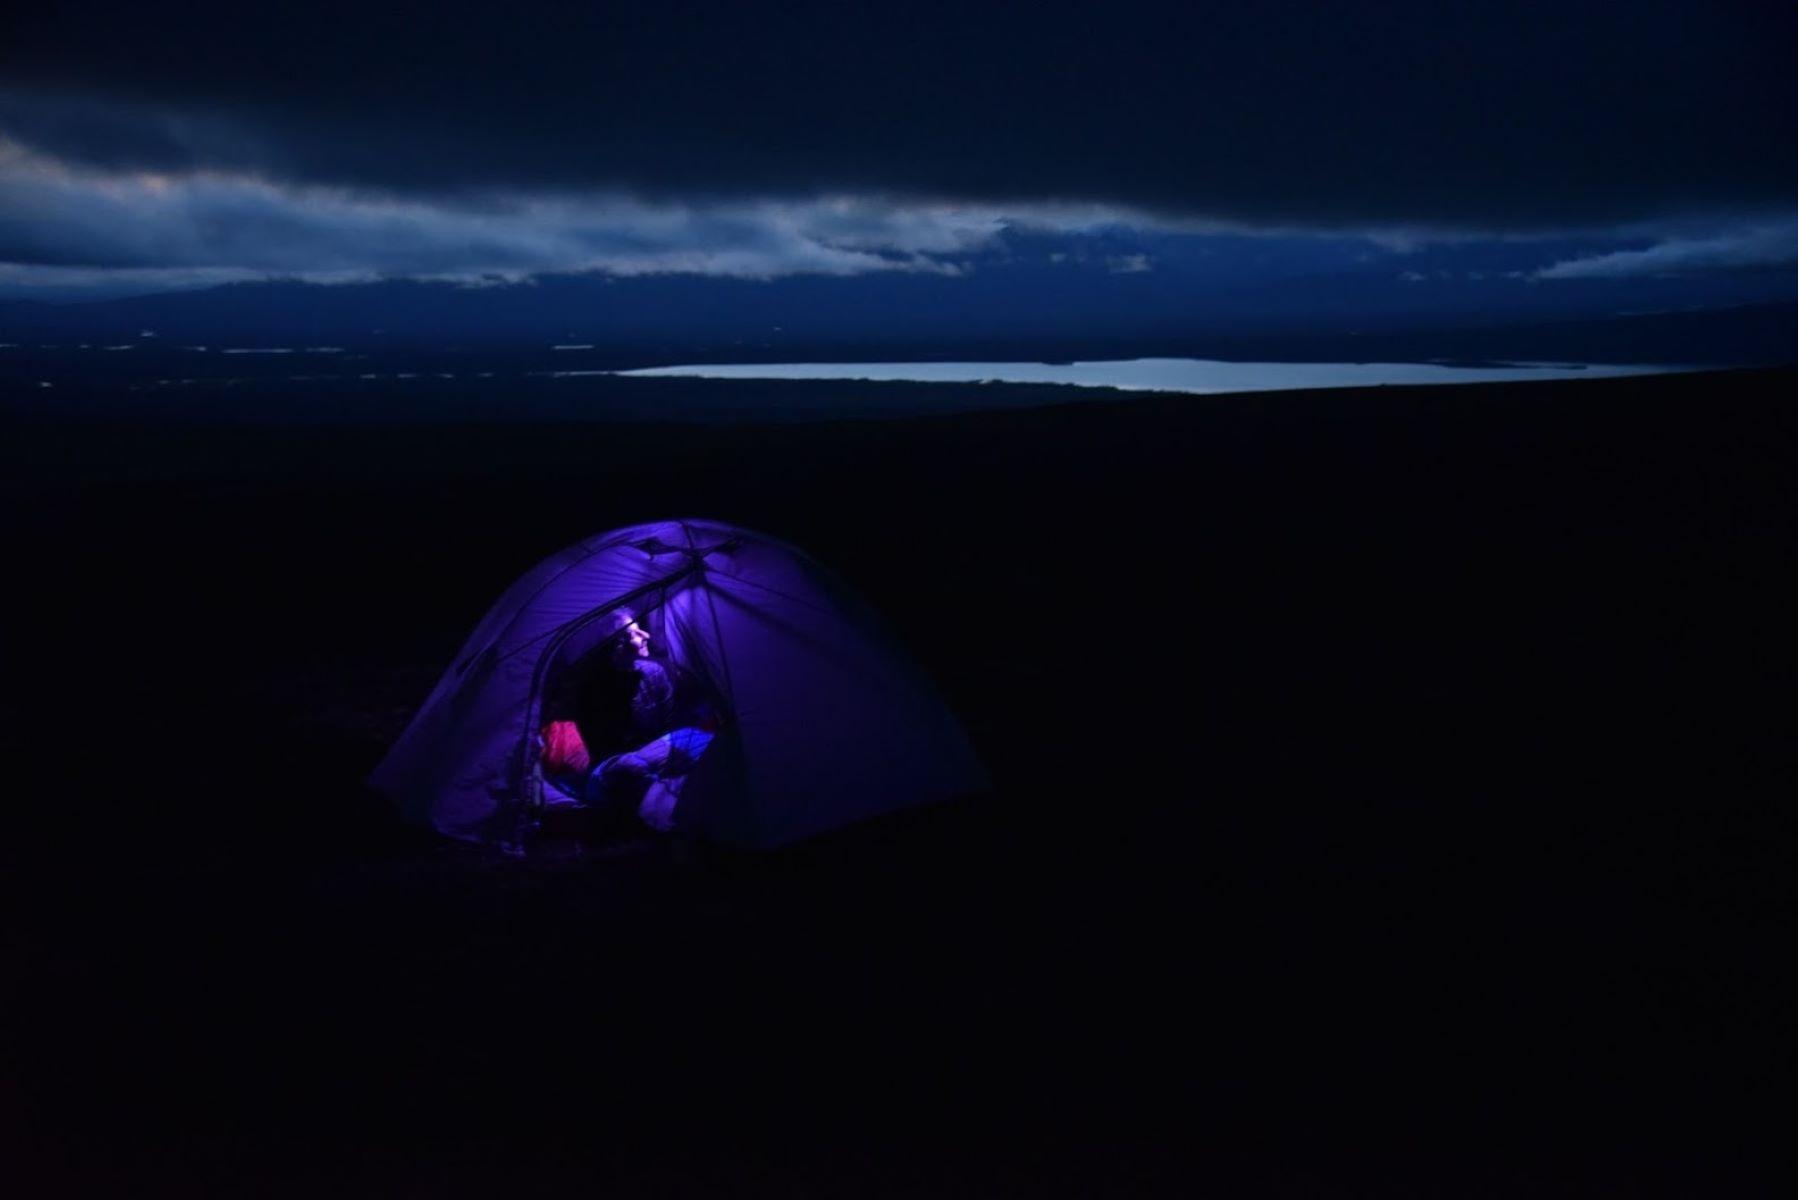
[[3, 0, 1794, 229]]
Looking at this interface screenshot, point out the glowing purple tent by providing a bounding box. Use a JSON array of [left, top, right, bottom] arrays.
[[370, 519, 986, 850]]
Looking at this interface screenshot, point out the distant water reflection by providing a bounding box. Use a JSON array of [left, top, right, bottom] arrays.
[[614, 358, 1674, 393]]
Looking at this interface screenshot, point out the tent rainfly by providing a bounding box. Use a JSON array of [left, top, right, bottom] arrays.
[[370, 519, 987, 850]]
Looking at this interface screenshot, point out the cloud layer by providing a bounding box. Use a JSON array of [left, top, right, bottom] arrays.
[[1531, 222, 1798, 279], [0, 139, 1159, 288], [6, 136, 1798, 310]]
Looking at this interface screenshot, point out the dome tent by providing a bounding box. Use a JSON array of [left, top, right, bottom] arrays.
[[371, 519, 987, 850]]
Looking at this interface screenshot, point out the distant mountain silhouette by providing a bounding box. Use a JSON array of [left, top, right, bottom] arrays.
[[0, 270, 1792, 366]]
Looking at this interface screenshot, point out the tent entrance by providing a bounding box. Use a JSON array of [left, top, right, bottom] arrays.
[[510, 567, 732, 847]]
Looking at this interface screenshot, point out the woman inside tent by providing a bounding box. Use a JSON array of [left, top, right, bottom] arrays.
[[540, 610, 718, 833]]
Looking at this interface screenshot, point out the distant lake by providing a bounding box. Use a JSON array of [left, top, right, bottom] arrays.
[[613, 358, 1675, 394]]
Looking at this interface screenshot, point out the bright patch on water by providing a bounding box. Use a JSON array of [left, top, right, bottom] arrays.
[[614, 358, 1677, 394]]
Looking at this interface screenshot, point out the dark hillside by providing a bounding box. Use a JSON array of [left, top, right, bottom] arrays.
[[4, 368, 1791, 1194]]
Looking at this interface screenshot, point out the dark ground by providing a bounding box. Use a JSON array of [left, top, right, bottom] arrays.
[[2, 368, 1792, 1195]]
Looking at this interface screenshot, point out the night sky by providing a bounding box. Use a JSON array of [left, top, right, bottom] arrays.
[[2, 1, 1794, 324]]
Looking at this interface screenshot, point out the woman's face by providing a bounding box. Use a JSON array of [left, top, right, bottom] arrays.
[[613, 619, 652, 663]]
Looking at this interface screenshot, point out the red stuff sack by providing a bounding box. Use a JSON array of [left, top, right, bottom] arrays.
[[540, 720, 591, 775]]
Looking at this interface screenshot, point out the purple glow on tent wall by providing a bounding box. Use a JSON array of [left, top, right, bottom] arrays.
[[369, 518, 987, 851]]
